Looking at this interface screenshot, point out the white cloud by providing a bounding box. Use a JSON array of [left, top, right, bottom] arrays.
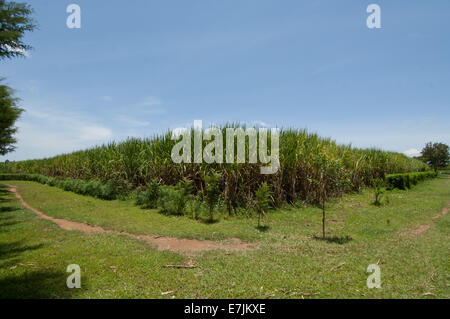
[[253, 121, 270, 127], [118, 117, 151, 127], [100, 95, 113, 102], [0, 100, 115, 161], [132, 96, 165, 116], [403, 148, 421, 157], [79, 126, 113, 141], [140, 96, 161, 107]]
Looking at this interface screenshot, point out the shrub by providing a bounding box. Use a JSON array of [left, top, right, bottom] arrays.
[[255, 182, 271, 228], [136, 179, 160, 208], [47, 177, 58, 187], [62, 178, 75, 191], [204, 173, 221, 222], [372, 178, 385, 206], [177, 177, 194, 196], [99, 182, 116, 200], [187, 193, 203, 220], [385, 171, 437, 190], [90, 181, 104, 198], [73, 179, 86, 194], [158, 185, 188, 215]]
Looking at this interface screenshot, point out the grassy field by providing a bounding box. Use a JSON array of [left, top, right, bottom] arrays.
[[0, 175, 449, 298]]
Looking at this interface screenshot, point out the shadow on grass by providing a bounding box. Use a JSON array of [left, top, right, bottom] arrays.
[[313, 235, 353, 244], [0, 240, 82, 298], [0, 186, 79, 298], [0, 241, 45, 262], [0, 184, 11, 196], [0, 206, 21, 232], [256, 225, 270, 232], [0, 221, 20, 230], [0, 241, 77, 298], [0, 206, 20, 213], [200, 217, 220, 225], [0, 270, 78, 299]]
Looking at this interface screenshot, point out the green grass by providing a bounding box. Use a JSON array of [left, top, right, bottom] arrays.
[[0, 176, 449, 298]]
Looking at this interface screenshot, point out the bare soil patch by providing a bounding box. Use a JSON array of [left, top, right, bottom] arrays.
[[410, 224, 431, 235], [432, 205, 449, 220], [400, 202, 449, 237]]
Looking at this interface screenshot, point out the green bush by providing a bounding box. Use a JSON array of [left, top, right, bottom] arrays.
[[0, 174, 28, 181], [99, 182, 116, 200], [90, 181, 103, 198], [372, 178, 386, 206], [187, 193, 203, 220], [47, 177, 58, 187], [204, 173, 221, 221], [136, 179, 160, 208], [255, 182, 271, 227], [62, 178, 75, 191], [385, 171, 437, 190], [0, 173, 117, 200], [158, 185, 188, 215]]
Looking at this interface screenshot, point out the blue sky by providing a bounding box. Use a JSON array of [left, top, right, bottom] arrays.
[[1, 0, 449, 161]]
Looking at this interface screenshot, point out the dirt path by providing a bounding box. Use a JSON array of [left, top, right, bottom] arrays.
[[404, 202, 449, 236], [7, 184, 252, 255]]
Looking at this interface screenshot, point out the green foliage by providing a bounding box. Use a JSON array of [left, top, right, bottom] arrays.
[[99, 181, 116, 200], [0, 173, 117, 200], [420, 142, 449, 171], [136, 179, 160, 208], [177, 177, 194, 197], [0, 0, 36, 59], [0, 81, 24, 155], [204, 173, 221, 221], [372, 178, 386, 206], [385, 171, 437, 190], [158, 185, 188, 215], [255, 182, 271, 227], [3, 125, 430, 212], [187, 193, 203, 220], [1, 177, 449, 298]]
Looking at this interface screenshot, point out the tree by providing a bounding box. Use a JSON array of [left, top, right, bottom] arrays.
[[0, 0, 36, 59], [1, 1, 35, 155], [204, 173, 221, 222], [421, 142, 449, 171], [0, 81, 23, 155], [255, 182, 271, 229]]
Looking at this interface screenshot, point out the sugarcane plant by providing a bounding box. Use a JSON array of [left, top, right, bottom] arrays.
[[204, 172, 221, 222], [3, 124, 430, 213], [372, 178, 385, 206], [255, 182, 271, 229]]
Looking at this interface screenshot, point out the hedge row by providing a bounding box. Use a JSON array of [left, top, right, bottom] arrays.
[[0, 174, 116, 200], [385, 171, 437, 190]]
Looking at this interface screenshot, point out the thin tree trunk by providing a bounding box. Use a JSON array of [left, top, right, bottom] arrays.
[[322, 199, 326, 239]]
